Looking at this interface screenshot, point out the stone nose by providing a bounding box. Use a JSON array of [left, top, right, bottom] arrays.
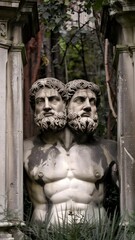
[[83, 98, 91, 112], [43, 98, 51, 111]]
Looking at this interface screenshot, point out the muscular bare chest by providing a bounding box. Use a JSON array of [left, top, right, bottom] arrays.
[[25, 142, 107, 184]]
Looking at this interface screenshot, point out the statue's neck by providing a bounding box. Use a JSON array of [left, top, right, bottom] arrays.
[[62, 127, 75, 150], [39, 127, 95, 149], [39, 127, 75, 150], [60, 127, 95, 149]]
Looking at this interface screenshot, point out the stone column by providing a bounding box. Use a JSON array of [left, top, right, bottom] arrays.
[[6, 24, 25, 221], [0, 1, 39, 239], [0, 21, 8, 220], [0, 19, 16, 240], [109, 1, 135, 220]]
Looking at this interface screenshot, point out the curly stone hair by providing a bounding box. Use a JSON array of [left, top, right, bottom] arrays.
[[29, 78, 66, 111], [65, 79, 101, 106]]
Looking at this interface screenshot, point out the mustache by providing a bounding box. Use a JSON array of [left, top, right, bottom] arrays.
[[35, 110, 67, 120], [67, 111, 98, 122]]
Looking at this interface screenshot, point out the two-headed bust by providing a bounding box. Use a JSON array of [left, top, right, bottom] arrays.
[[24, 78, 118, 225]]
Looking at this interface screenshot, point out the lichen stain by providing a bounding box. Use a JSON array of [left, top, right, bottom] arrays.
[[28, 143, 60, 172]]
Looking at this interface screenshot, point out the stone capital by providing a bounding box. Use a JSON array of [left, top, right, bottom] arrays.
[[101, 1, 135, 45], [0, 0, 39, 44], [113, 44, 135, 68], [109, 1, 135, 27]]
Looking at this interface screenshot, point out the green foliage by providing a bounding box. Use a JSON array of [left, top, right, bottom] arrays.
[[60, 29, 104, 79], [92, 0, 109, 10], [38, 0, 109, 33], [38, 0, 117, 139], [38, 0, 70, 33], [38, 0, 105, 82], [21, 213, 135, 240]]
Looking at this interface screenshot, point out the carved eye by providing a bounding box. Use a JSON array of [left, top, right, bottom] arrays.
[[36, 98, 44, 104], [90, 98, 96, 106], [49, 96, 60, 103], [74, 96, 85, 104]]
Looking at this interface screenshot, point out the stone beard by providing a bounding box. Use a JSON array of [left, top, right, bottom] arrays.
[[67, 111, 98, 133], [34, 110, 67, 131]]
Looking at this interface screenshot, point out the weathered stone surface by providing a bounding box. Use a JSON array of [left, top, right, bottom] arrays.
[[0, 0, 39, 238], [103, 0, 135, 219], [117, 48, 135, 218]]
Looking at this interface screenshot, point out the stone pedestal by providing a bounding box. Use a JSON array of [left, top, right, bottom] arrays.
[[0, 0, 39, 239]]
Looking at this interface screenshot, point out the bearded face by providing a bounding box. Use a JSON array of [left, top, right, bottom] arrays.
[[67, 111, 98, 134], [34, 87, 67, 131], [67, 89, 98, 134], [34, 110, 67, 131]]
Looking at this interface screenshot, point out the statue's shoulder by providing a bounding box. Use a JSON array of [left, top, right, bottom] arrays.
[[99, 138, 117, 149], [24, 135, 43, 152], [87, 137, 117, 149], [99, 138, 117, 163], [23, 135, 44, 167], [24, 136, 35, 151]]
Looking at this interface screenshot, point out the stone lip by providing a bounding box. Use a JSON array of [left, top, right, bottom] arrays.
[[0, 221, 25, 227]]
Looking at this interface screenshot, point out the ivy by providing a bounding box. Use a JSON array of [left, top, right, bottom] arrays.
[[38, 0, 111, 33], [38, 0, 71, 33]]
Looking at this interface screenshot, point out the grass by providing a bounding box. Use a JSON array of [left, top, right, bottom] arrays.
[[20, 210, 135, 240], [22, 187, 134, 239]]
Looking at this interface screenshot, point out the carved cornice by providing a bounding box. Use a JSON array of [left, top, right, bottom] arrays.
[[0, 0, 20, 8], [101, 1, 135, 45], [111, 9, 135, 28], [109, 1, 135, 25], [0, 0, 39, 44], [0, 1, 21, 19]]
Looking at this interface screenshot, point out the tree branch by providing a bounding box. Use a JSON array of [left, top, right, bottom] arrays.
[[78, 9, 88, 80], [60, 19, 90, 65], [104, 38, 117, 119]]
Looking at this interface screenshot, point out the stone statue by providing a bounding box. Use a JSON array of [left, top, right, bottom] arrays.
[[24, 78, 118, 225]]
